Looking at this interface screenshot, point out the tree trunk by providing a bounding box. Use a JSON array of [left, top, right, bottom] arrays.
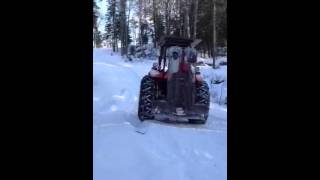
[[186, 11, 190, 38], [138, 0, 142, 46], [192, 0, 198, 40], [120, 0, 126, 56], [153, 0, 157, 48], [183, 0, 190, 38], [212, 0, 216, 68], [112, 0, 116, 52], [165, 0, 169, 35], [179, 0, 182, 37], [117, 39, 119, 52], [202, 48, 205, 58], [127, 0, 131, 52]]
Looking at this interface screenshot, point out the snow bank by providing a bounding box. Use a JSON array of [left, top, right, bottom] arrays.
[[199, 64, 227, 104], [198, 56, 227, 67], [135, 44, 158, 59]]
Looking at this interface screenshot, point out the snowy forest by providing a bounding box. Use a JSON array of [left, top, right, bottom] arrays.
[[93, 0, 227, 58]]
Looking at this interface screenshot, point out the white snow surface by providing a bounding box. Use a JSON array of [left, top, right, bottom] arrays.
[[93, 48, 227, 180]]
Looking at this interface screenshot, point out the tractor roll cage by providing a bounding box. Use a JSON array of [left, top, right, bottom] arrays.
[[158, 36, 194, 71]]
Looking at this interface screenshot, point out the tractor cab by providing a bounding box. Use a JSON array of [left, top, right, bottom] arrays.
[[157, 37, 197, 73]]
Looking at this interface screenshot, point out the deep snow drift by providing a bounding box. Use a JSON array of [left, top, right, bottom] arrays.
[[93, 48, 227, 180]]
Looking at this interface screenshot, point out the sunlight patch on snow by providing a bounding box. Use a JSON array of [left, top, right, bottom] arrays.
[[122, 63, 133, 67], [110, 105, 118, 111], [93, 62, 117, 67], [194, 149, 200, 156], [99, 123, 130, 128], [113, 95, 126, 101], [203, 152, 214, 159]]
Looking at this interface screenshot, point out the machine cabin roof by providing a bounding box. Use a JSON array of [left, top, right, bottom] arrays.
[[159, 36, 194, 48]]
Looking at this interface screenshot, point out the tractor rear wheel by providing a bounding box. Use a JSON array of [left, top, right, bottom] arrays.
[[138, 75, 155, 121], [191, 81, 210, 124]]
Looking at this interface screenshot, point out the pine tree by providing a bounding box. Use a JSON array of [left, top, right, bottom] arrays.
[[100, 0, 227, 57], [119, 0, 126, 55], [93, 0, 101, 48]]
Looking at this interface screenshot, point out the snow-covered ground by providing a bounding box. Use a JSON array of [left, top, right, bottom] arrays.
[[93, 48, 227, 180]]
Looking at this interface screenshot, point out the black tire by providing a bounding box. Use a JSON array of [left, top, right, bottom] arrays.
[[138, 75, 155, 121], [192, 81, 210, 124], [195, 81, 210, 106]]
